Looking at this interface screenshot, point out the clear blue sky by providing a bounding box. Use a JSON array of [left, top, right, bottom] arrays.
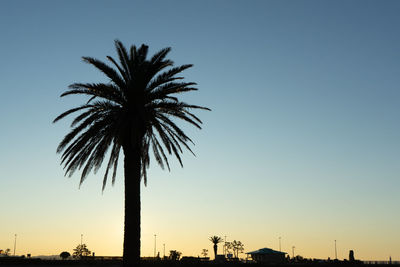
[[0, 0, 399, 260]]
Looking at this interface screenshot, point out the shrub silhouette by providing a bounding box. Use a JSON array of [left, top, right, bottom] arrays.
[[60, 251, 70, 260], [169, 250, 182, 261]]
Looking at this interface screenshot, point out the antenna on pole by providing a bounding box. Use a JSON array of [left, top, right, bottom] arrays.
[[224, 235, 227, 256], [13, 234, 17, 256], [154, 234, 157, 258], [279, 237, 281, 252]]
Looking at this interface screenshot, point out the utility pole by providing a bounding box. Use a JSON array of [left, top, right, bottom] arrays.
[[154, 235, 156, 258], [13, 234, 17, 256], [334, 240, 337, 260], [81, 234, 83, 246], [163, 243, 165, 258], [224, 236, 227, 256], [279, 237, 281, 252], [292, 246, 295, 259]]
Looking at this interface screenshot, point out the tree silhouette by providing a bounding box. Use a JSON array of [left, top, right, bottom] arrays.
[[4, 248, 10, 256], [169, 250, 182, 261], [224, 242, 232, 256], [73, 244, 91, 259], [231, 240, 244, 258], [60, 251, 71, 260], [209, 236, 223, 259], [201, 249, 208, 258], [54, 40, 209, 267]]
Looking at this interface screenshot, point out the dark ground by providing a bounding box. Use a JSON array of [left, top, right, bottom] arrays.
[[0, 258, 398, 267]]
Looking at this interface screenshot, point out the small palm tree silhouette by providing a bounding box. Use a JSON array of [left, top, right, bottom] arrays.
[[209, 236, 223, 259]]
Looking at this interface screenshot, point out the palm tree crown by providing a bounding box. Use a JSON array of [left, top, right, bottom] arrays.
[[54, 40, 209, 190], [209, 236, 223, 245]]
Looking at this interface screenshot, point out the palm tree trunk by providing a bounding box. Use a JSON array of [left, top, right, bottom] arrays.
[[213, 244, 217, 260], [123, 144, 141, 267]]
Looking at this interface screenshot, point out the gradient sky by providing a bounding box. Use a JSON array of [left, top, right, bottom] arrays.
[[0, 0, 399, 261]]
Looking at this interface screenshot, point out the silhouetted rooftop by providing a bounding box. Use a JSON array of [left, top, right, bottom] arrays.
[[246, 248, 286, 255]]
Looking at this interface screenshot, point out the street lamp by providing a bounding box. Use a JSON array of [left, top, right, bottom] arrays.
[[292, 246, 295, 259], [13, 234, 17, 256], [279, 237, 281, 252], [81, 234, 83, 246], [154, 235, 157, 258], [224, 236, 227, 256], [334, 240, 337, 260]]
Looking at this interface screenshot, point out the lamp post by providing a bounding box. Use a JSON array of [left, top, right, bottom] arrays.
[[81, 234, 83, 246], [163, 243, 165, 258], [334, 240, 337, 260], [279, 237, 281, 252], [154, 235, 157, 258], [13, 234, 17, 256], [224, 236, 227, 256], [292, 246, 295, 259]]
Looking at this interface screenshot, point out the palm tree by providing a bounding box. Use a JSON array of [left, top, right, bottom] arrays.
[[209, 236, 223, 259], [54, 40, 209, 267]]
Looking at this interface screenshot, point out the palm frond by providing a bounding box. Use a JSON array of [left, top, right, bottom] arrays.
[[53, 104, 93, 123], [114, 40, 131, 79], [150, 47, 171, 65], [65, 83, 126, 104], [82, 57, 125, 88], [146, 64, 192, 92]]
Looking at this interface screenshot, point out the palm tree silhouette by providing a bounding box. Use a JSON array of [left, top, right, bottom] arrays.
[[54, 40, 209, 267], [209, 236, 223, 259]]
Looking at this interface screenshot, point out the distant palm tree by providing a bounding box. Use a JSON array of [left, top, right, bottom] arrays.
[[54, 40, 209, 267], [209, 236, 223, 259]]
